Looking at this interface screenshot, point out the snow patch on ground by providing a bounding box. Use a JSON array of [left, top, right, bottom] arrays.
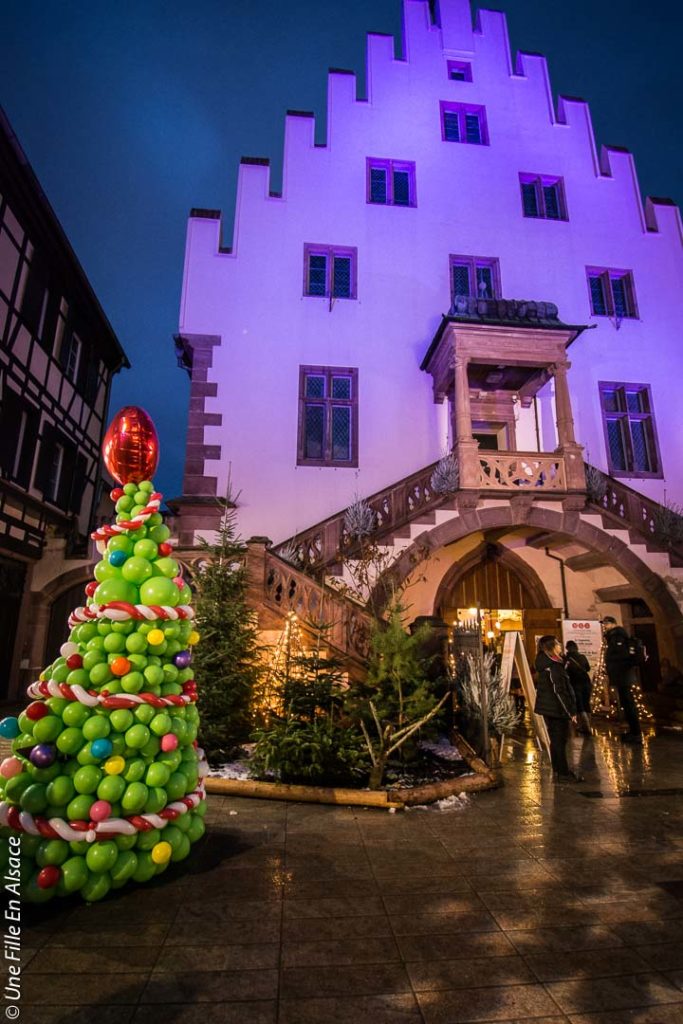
[[207, 760, 252, 780], [406, 792, 470, 813], [418, 738, 465, 763]]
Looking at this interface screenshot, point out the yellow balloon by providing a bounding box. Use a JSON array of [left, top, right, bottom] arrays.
[[147, 629, 165, 646], [104, 755, 125, 776], [188, 631, 200, 646], [151, 841, 172, 865]]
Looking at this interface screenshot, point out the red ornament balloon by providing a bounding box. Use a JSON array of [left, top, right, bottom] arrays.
[[37, 865, 61, 889], [102, 406, 159, 485], [25, 702, 49, 721], [66, 654, 83, 670], [85, 581, 98, 598], [110, 487, 124, 500], [158, 542, 173, 557]]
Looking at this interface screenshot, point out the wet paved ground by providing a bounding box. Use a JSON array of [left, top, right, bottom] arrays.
[[11, 721, 683, 1023]]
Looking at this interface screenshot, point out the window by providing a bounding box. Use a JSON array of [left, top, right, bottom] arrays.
[[0, 389, 39, 488], [450, 255, 501, 302], [304, 245, 357, 299], [440, 102, 488, 145], [519, 175, 567, 220], [59, 332, 82, 383], [587, 268, 637, 319], [447, 60, 472, 82], [367, 159, 416, 207], [599, 383, 661, 478], [34, 423, 80, 508], [298, 366, 358, 467]]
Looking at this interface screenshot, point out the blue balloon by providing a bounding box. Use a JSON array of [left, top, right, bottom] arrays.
[[91, 738, 113, 760], [109, 550, 127, 567], [0, 717, 20, 739]]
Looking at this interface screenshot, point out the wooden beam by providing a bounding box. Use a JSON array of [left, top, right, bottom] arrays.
[[565, 552, 611, 572], [595, 584, 640, 603]]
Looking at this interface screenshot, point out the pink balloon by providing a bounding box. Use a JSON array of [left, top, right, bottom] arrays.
[[89, 800, 112, 822], [0, 757, 23, 779], [161, 733, 179, 752], [172, 576, 184, 589]]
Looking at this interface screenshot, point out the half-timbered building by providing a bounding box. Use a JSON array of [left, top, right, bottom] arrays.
[[0, 108, 128, 700]]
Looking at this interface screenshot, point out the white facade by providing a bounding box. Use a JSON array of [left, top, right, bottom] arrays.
[[178, 0, 683, 546]]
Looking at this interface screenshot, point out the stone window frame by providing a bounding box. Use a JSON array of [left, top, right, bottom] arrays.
[[366, 158, 417, 208], [297, 365, 359, 468], [519, 173, 568, 221], [598, 380, 662, 480], [440, 101, 489, 145], [303, 244, 358, 300], [449, 254, 501, 302], [587, 267, 638, 320]]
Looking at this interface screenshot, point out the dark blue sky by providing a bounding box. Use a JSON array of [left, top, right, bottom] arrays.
[[2, 1, 680, 498]]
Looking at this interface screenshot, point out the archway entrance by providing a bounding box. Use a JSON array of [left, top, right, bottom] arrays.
[[434, 542, 560, 663]]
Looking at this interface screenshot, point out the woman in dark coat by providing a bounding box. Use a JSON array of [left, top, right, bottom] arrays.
[[564, 640, 593, 735], [535, 635, 579, 782]]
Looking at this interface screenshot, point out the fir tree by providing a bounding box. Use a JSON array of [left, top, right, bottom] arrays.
[[193, 503, 262, 761]]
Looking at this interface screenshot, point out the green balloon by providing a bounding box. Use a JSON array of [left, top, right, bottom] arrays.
[[125, 631, 148, 654], [139, 576, 179, 607], [56, 727, 85, 755], [134, 704, 155, 725], [166, 772, 187, 802], [29, 762, 60, 784], [20, 784, 49, 814], [67, 794, 95, 820], [148, 524, 170, 544], [58, 856, 89, 893], [82, 716, 111, 741], [152, 557, 179, 579], [121, 782, 148, 813], [133, 539, 158, 560], [160, 825, 184, 852], [46, 696, 69, 715], [145, 763, 170, 788], [139, 736, 160, 759], [103, 632, 126, 653], [97, 620, 113, 635], [94, 578, 139, 605], [121, 556, 154, 585], [107, 535, 134, 554], [66, 669, 90, 688], [76, 743, 100, 767], [25, 876, 56, 904], [36, 839, 70, 867], [4, 774, 32, 803], [109, 850, 138, 887], [46, 775, 75, 806], [62, 702, 91, 727], [110, 709, 135, 733], [20, 834, 42, 858], [143, 787, 168, 814], [111, 619, 135, 635], [150, 713, 172, 737], [121, 671, 144, 694], [122, 758, 146, 783], [73, 766, 102, 795], [114, 833, 138, 851], [80, 871, 111, 902], [136, 828, 161, 851], [94, 558, 120, 582], [69, 839, 90, 855], [125, 724, 150, 749], [85, 841, 118, 874], [132, 850, 157, 883], [171, 833, 191, 862], [143, 664, 164, 687], [32, 716, 62, 743], [97, 775, 126, 802], [77, 622, 98, 643], [187, 814, 205, 844]]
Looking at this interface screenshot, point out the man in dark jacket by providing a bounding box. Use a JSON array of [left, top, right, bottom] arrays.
[[564, 640, 592, 735], [535, 635, 579, 781], [602, 616, 642, 744]]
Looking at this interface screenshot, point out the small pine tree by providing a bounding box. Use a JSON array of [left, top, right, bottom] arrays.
[[193, 503, 262, 762]]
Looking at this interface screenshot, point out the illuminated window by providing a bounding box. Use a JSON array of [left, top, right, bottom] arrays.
[[450, 255, 501, 302], [519, 174, 567, 220], [587, 268, 637, 319], [304, 245, 357, 299], [298, 366, 358, 467], [599, 382, 661, 478], [440, 102, 488, 145], [367, 159, 416, 207]]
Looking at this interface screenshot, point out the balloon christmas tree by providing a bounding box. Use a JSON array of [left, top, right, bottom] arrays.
[[0, 407, 207, 903]]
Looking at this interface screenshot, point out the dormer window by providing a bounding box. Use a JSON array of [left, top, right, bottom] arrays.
[[447, 60, 472, 82]]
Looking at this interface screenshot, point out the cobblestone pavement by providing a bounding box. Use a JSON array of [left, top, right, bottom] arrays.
[[10, 721, 683, 1023]]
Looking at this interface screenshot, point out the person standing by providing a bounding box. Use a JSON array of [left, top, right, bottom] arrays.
[[534, 635, 580, 782], [602, 616, 642, 744], [564, 640, 593, 735]]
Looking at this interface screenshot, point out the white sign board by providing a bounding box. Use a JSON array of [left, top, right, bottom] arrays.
[[501, 631, 551, 757], [561, 620, 602, 669]]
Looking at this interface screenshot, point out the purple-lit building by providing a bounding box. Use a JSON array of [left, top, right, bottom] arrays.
[[176, 0, 683, 679]]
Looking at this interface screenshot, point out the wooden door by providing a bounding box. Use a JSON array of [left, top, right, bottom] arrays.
[[523, 608, 563, 668]]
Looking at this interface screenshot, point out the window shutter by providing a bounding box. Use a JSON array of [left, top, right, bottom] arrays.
[[20, 255, 47, 333], [0, 390, 23, 476], [332, 257, 351, 298], [464, 112, 482, 144], [83, 355, 100, 405], [56, 442, 77, 510], [369, 167, 387, 204], [443, 110, 460, 141], [16, 404, 39, 489], [521, 182, 539, 217], [68, 453, 88, 513], [543, 184, 561, 219], [34, 424, 57, 493]]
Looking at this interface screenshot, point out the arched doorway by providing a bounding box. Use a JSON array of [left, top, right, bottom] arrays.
[[433, 541, 560, 661]]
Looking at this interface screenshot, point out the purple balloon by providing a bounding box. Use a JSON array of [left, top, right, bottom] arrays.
[[173, 650, 191, 669], [29, 744, 57, 768]]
